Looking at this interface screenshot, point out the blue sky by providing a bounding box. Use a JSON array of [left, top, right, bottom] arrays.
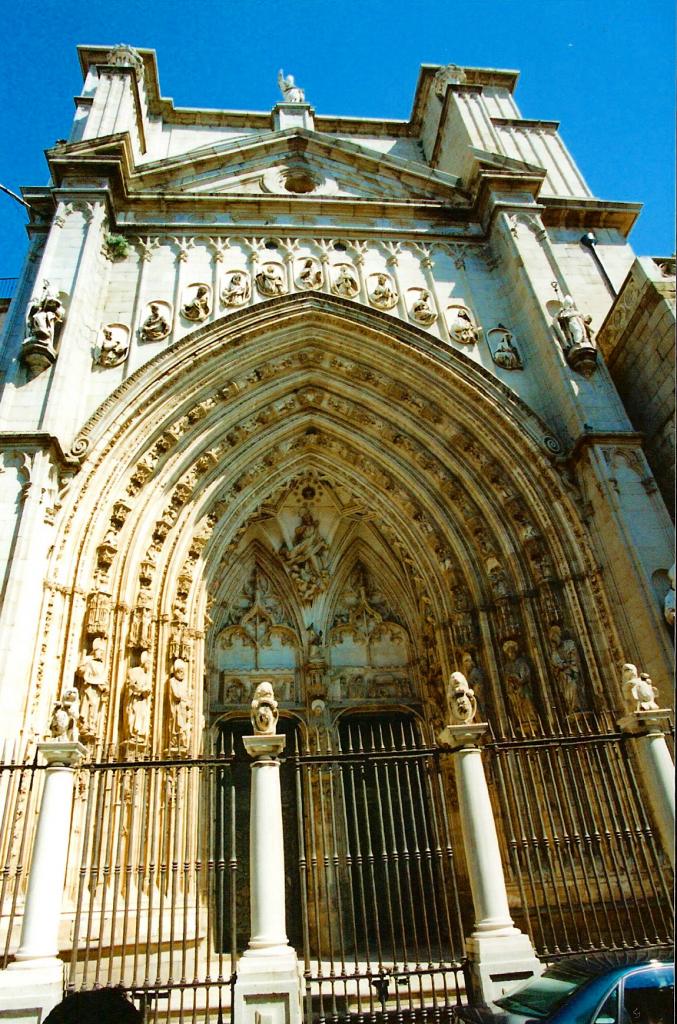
[[0, 0, 673, 277]]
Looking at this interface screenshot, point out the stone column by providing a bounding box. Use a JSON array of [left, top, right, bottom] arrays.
[[233, 732, 301, 1024], [618, 710, 675, 867], [439, 722, 541, 1006], [0, 740, 86, 1019]]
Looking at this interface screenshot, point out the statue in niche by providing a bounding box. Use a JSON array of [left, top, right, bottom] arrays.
[[75, 637, 109, 740], [255, 263, 286, 296], [622, 663, 660, 713], [461, 650, 484, 696], [447, 304, 479, 345], [277, 69, 305, 103], [140, 303, 171, 342], [182, 285, 210, 322], [548, 626, 582, 713], [168, 658, 191, 754], [123, 650, 152, 747], [280, 506, 329, 601], [310, 698, 331, 744], [487, 559, 510, 600], [369, 273, 398, 310], [225, 680, 245, 703], [97, 325, 128, 367], [556, 295, 596, 351], [49, 688, 80, 742], [298, 258, 323, 290], [410, 289, 437, 326], [25, 286, 65, 349], [332, 264, 359, 298], [251, 681, 279, 735], [502, 640, 536, 724], [445, 671, 477, 725], [664, 564, 675, 627], [129, 589, 154, 650], [491, 327, 523, 370], [221, 270, 251, 306]]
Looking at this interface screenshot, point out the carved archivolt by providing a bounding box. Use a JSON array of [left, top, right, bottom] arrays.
[[34, 299, 622, 754]]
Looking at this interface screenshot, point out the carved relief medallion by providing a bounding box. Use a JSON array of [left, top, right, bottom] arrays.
[[331, 264, 359, 298], [408, 288, 437, 326], [139, 300, 172, 342], [95, 323, 129, 367], [181, 283, 211, 322], [446, 303, 480, 345], [488, 325, 523, 370], [255, 262, 287, 296], [221, 270, 251, 306], [368, 272, 398, 310], [297, 257, 323, 290]]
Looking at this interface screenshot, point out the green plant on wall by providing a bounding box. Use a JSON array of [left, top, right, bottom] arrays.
[[104, 233, 129, 261]]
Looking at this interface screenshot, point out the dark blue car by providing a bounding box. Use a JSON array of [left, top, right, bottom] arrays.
[[456, 949, 674, 1023]]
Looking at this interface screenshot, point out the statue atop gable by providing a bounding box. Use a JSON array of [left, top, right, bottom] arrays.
[[278, 69, 305, 103]]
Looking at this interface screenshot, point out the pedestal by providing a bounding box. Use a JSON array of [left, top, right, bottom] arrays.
[[233, 733, 302, 1024], [618, 710, 675, 866], [439, 724, 541, 1006]]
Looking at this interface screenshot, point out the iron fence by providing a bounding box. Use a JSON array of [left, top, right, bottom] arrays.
[[485, 712, 674, 961]]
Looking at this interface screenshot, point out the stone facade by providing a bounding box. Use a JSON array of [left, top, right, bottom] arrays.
[[0, 46, 673, 1021], [598, 256, 676, 518]]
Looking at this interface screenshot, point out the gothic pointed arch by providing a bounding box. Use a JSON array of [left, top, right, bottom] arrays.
[[32, 295, 623, 754]]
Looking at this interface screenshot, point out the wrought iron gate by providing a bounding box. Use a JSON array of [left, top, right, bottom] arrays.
[[294, 716, 469, 1024], [484, 713, 675, 961]]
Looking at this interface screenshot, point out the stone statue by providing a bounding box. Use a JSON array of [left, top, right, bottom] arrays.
[[75, 637, 108, 740], [332, 265, 359, 298], [491, 328, 523, 370], [277, 69, 305, 103], [557, 295, 595, 350], [369, 273, 398, 310], [25, 286, 65, 348], [461, 651, 484, 698], [168, 658, 191, 754], [622, 663, 660, 713], [548, 626, 582, 713], [123, 650, 152, 747], [97, 326, 128, 367], [255, 263, 286, 297], [503, 640, 536, 723], [182, 285, 210, 322], [447, 304, 479, 345], [410, 290, 437, 326], [49, 688, 80, 742], [445, 670, 477, 724], [221, 271, 250, 306], [140, 303, 171, 342], [251, 681, 279, 735], [280, 507, 329, 601], [298, 258, 322, 290], [664, 564, 675, 627]]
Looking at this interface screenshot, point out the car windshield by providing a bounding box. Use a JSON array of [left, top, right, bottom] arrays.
[[495, 965, 591, 1017]]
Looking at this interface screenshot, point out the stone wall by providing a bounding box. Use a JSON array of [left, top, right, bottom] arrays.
[[598, 256, 676, 518]]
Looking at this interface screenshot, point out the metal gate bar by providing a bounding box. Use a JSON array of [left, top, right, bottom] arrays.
[[295, 717, 469, 1024], [486, 721, 674, 960]]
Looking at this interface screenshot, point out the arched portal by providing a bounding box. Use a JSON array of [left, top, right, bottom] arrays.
[[7, 295, 670, 1009], [36, 293, 621, 753]]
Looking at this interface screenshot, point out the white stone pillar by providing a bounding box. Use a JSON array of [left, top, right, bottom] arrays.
[[233, 733, 301, 1024], [618, 710, 675, 867], [439, 722, 541, 1006], [0, 741, 86, 1020]]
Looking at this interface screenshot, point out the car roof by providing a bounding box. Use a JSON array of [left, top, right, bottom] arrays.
[[546, 946, 674, 982]]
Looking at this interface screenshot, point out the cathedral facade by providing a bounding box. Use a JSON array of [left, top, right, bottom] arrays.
[[0, 46, 673, 1023]]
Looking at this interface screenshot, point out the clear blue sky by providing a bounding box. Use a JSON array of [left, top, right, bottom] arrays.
[[0, 0, 673, 277]]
